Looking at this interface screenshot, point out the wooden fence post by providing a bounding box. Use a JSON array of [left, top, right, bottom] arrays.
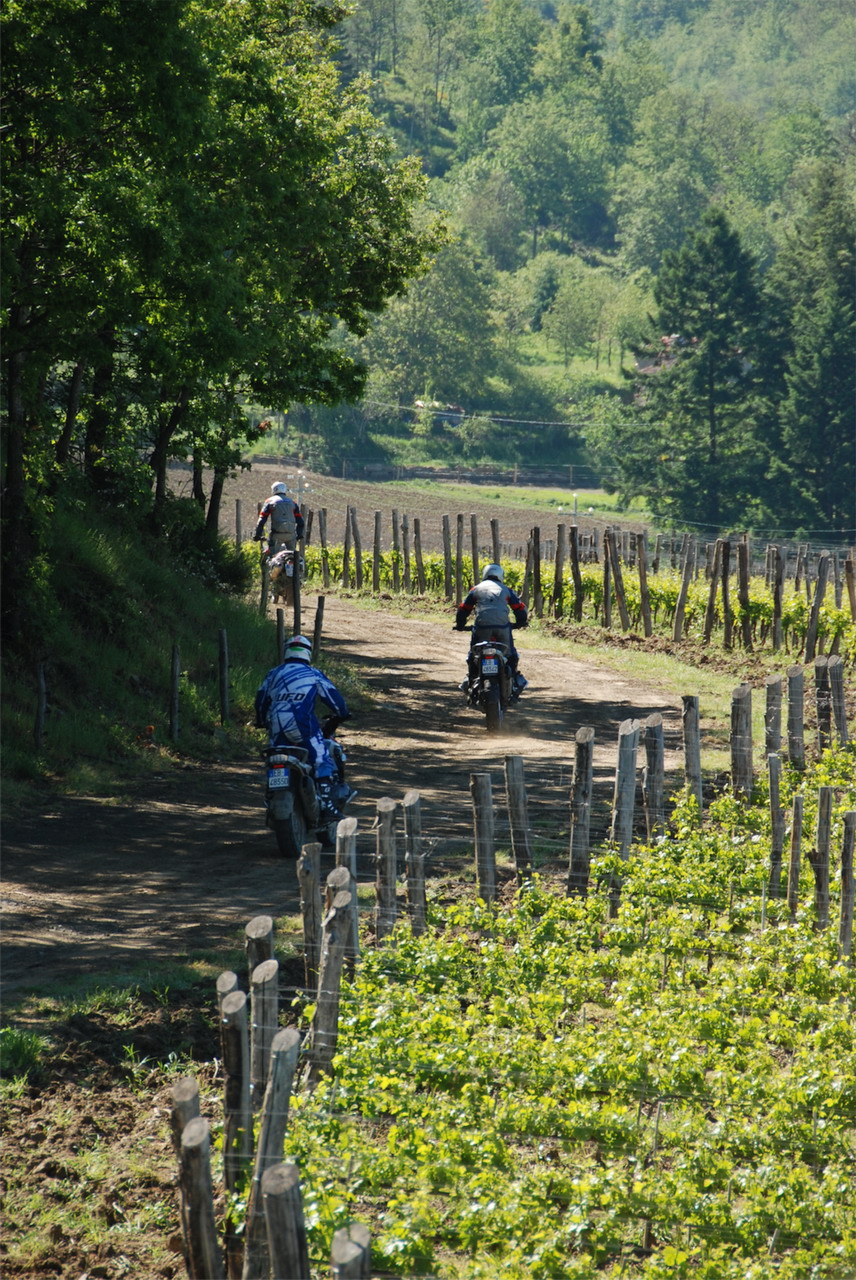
[[216, 969, 239, 1012], [765, 675, 782, 755], [170, 1076, 201, 1161], [250, 958, 279, 1111], [245, 914, 274, 978], [637, 531, 653, 637], [470, 772, 496, 904], [330, 1224, 371, 1278], [730, 683, 753, 799], [319, 508, 330, 589], [335, 816, 360, 966], [808, 786, 832, 930], [845, 555, 856, 621], [242, 1026, 302, 1280], [180, 1117, 226, 1280], [311, 596, 325, 665], [350, 508, 363, 591], [341, 507, 352, 589], [400, 513, 411, 592], [413, 517, 427, 593], [787, 794, 804, 921], [375, 797, 398, 943], [490, 517, 501, 564], [828, 654, 849, 745], [305, 871, 352, 1089], [260, 551, 270, 615], [682, 695, 703, 814], [504, 755, 532, 880], [372, 511, 382, 593], [641, 713, 665, 842], [552, 523, 567, 618], [569, 525, 584, 621], [442, 515, 453, 600], [738, 535, 753, 650], [767, 754, 786, 897], [403, 789, 427, 937], [610, 718, 640, 858], [276, 608, 285, 664], [219, 991, 253, 1194], [602, 534, 612, 628], [567, 726, 595, 896], [804, 551, 830, 661], [814, 656, 832, 754], [391, 509, 400, 591], [470, 514, 480, 586], [787, 665, 806, 771], [772, 545, 784, 650], [455, 514, 464, 600], [721, 539, 733, 650], [839, 812, 855, 960], [261, 1163, 310, 1280], [606, 529, 630, 631], [298, 843, 322, 991], [532, 525, 543, 616], [235, 498, 243, 548], [703, 540, 723, 643]]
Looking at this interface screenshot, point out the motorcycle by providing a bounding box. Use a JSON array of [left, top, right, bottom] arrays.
[[457, 626, 519, 733], [263, 718, 354, 857], [264, 541, 304, 607]]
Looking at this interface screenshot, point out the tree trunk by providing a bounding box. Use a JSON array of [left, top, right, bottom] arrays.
[[150, 386, 191, 529]]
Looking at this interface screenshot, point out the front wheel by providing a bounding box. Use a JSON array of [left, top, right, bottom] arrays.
[[484, 682, 503, 733], [270, 798, 307, 858]]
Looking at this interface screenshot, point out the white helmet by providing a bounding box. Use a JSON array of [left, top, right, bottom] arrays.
[[284, 634, 312, 662], [483, 563, 504, 583], [271, 481, 288, 495]]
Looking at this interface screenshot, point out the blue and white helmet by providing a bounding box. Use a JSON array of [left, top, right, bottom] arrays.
[[271, 481, 288, 495], [483, 563, 504, 583], [284, 634, 312, 662]]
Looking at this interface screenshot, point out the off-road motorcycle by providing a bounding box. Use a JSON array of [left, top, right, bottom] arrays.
[[457, 627, 520, 733], [263, 717, 355, 857], [264, 541, 304, 607]]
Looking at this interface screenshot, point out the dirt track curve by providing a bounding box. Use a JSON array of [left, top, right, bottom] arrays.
[[1, 593, 682, 998]]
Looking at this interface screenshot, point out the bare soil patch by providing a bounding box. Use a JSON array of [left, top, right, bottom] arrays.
[[2, 593, 683, 1001]]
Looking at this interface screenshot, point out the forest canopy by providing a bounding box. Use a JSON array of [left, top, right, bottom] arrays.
[[2, 0, 855, 645]]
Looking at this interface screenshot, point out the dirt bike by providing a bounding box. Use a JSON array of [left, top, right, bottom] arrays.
[[263, 541, 304, 607], [263, 719, 354, 857], [457, 626, 520, 733]]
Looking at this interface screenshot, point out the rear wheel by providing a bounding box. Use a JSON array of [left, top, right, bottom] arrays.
[[484, 683, 503, 733], [270, 795, 307, 858]]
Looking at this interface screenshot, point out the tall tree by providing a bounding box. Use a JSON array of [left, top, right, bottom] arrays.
[[631, 208, 763, 530], [1, 0, 440, 640], [761, 160, 856, 535]]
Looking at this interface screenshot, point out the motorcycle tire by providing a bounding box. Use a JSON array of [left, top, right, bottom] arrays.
[[484, 682, 503, 733], [271, 804, 307, 858]]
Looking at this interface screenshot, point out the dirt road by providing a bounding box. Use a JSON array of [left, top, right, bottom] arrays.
[[1, 594, 682, 999]]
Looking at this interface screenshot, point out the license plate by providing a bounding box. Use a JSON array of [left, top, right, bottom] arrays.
[[267, 767, 290, 789], [481, 657, 499, 675]]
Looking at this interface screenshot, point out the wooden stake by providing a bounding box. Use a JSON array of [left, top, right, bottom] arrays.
[[568, 726, 594, 896], [470, 772, 496, 904], [504, 755, 532, 879]]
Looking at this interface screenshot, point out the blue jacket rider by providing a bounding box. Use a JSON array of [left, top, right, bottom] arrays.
[[254, 635, 349, 781], [455, 563, 528, 689]]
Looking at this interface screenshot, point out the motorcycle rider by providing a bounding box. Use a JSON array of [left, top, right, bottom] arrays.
[[455, 563, 528, 692], [253, 481, 304, 552], [254, 635, 352, 816]]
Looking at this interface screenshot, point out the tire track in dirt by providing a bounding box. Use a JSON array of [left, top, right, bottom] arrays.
[[1, 593, 681, 998]]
